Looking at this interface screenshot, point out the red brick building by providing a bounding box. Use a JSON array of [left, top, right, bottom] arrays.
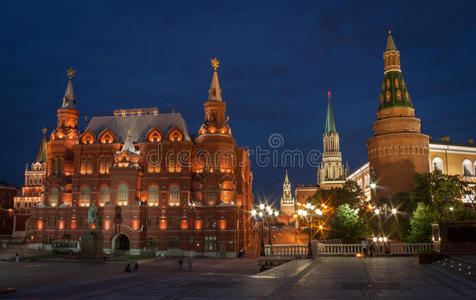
[[0, 182, 19, 235], [29, 62, 254, 257]]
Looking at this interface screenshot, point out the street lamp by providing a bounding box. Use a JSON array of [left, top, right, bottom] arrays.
[[252, 204, 278, 256], [298, 203, 323, 259], [373, 204, 397, 242]]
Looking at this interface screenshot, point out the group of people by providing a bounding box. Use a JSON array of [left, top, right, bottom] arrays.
[[124, 261, 139, 273], [15, 253, 24, 263], [361, 239, 390, 257]]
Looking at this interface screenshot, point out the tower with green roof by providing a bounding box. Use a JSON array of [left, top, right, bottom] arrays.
[[367, 31, 430, 201], [318, 92, 348, 187]]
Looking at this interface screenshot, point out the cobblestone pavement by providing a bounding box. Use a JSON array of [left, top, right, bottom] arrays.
[[2, 257, 476, 299]]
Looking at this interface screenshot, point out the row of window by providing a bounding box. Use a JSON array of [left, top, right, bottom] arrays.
[[49, 185, 223, 207], [432, 157, 476, 176], [80, 128, 184, 145], [78, 153, 235, 175]]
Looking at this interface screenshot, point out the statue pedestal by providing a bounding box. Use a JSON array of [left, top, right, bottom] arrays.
[[79, 231, 104, 257]]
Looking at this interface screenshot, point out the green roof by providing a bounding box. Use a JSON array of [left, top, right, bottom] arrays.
[[378, 71, 413, 111], [325, 97, 337, 133]]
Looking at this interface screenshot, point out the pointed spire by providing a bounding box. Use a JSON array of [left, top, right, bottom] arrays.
[[325, 91, 337, 134], [386, 30, 398, 51], [62, 67, 76, 109], [208, 58, 222, 101], [35, 127, 47, 163], [378, 31, 413, 112], [284, 169, 290, 184]]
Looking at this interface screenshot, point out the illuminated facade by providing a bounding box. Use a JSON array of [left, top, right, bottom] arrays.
[[12, 129, 47, 239], [0, 182, 18, 235], [348, 32, 476, 202], [28, 61, 254, 256]]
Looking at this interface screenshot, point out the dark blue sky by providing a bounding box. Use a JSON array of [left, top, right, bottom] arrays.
[[1, 1, 475, 203]]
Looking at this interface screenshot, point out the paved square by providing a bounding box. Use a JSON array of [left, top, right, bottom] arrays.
[[1, 257, 475, 299]]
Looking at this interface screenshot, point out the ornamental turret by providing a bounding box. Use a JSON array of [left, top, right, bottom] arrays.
[[197, 58, 232, 139], [367, 31, 429, 201], [280, 170, 295, 218], [47, 68, 80, 177], [318, 92, 347, 187]]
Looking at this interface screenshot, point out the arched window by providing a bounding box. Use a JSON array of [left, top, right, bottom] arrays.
[[207, 186, 217, 205], [169, 186, 180, 206], [149, 186, 159, 206], [80, 187, 90, 207], [118, 184, 128, 206], [462, 159, 473, 176], [49, 188, 58, 207], [100, 187, 110, 206], [432, 157, 444, 172]]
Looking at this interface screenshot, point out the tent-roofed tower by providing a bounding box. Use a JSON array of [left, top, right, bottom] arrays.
[[367, 31, 429, 201], [280, 170, 296, 224], [318, 91, 348, 188]]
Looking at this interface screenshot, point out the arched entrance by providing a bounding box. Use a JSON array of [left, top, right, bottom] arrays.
[[112, 234, 130, 253]]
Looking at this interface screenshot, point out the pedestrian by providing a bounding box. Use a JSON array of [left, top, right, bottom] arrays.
[[155, 252, 158, 262], [361, 239, 368, 257], [103, 256, 107, 264], [15, 253, 19, 263], [124, 263, 131, 273], [178, 259, 183, 271], [19, 254, 23, 262], [188, 259, 192, 271], [133, 261, 139, 272], [369, 240, 375, 257]]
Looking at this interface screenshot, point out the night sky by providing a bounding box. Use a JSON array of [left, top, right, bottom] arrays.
[[1, 1, 475, 204]]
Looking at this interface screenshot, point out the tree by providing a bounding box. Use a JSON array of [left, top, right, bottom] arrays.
[[407, 170, 476, 242], [308, 180, 365, 210], [328, 204, 368, 243], [407, 203, 433, 243]]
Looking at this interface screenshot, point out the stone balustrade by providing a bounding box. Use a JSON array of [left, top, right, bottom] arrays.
[[264, 243, 434, 257]]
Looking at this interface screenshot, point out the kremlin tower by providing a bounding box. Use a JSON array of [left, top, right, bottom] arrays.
[[366, 31, 429, 201], [317, 92, 348, 188]]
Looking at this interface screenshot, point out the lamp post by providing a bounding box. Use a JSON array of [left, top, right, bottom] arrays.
[[298, 203, 323, 259], [252, 204, 279, 256], [373, 204, 397, 246]]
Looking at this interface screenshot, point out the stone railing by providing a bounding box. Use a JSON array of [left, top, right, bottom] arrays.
[[265, 243, 434, 257], [264, 244, 308, 257]]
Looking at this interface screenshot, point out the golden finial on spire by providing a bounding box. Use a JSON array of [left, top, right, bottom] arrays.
[[67, 67, 76, 79], [42, 127, 47, 135], [388, 29, 392, 35], [211, 58, 220, 71], [127, 129, 131, 136]]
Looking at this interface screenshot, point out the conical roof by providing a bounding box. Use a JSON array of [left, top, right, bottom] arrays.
[[386, 30, 398, 51], [208, 71, 222, 101], [208, 58, 222, 101], [325, 92, 337, 133], [62, 68, 76, 109], [284, 169, 290, 184], [378, 31, 413, 111], [35, 128, 47, 163]]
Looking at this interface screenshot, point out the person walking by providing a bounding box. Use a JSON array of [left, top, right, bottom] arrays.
[[133, 261, 139, 272], [178, 259, 183, 271], [369, 240, 375, 257], [361, 239, 368, 258]]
